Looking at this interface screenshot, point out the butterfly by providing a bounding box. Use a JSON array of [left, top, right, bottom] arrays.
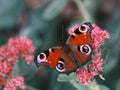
[[34, 22, 93, 75]]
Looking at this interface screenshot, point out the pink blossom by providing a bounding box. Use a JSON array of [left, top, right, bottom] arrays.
[[7, 37, 35, 64], [90, 24, 110, 49], [68, 23, 110, 85], [0, 63, 13, 75], [4, 76, 26, 90], [0, 37, 35, 89], [90, 51, 103, 72], [75, 69, 93, 85], [24, 55, 34, 64]]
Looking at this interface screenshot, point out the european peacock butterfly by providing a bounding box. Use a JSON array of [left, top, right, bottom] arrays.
[[34, 22, 93, 75]]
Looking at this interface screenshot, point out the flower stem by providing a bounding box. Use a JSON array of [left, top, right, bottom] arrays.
[[86, 79, 99, 90], [74, 0, 92, 22]]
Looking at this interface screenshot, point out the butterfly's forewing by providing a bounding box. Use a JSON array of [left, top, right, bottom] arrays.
[[67, 22, 93, 46], [34, 47, 61, 68]]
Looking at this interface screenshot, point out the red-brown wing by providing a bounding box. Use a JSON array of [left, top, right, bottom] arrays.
[[44, 47, 62, 68], [34, 47, 61, 68], [56, 52, 78, 75], [66, 22, 93, 46], [34, 46, 77, 74], [70, 45, 92, 66], [66, 22, 93, 67]]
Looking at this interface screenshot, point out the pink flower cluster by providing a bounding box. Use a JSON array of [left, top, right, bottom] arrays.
[[89, 51, 103, 75], [75, 69, 92, 84], [75, 51, 103, 85], [4, 76, 26, 90], [90, 24, 110, 49], [68, 23, 110, 85], [0, 37, 35, 89], [7, 37, 35, 64]]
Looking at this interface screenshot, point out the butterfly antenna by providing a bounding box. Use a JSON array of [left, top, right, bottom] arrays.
[[59, 24, 65, 46], [61, 24, 64, 44]]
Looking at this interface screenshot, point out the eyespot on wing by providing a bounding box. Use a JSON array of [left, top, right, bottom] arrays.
[[67, 22, 93, 46]]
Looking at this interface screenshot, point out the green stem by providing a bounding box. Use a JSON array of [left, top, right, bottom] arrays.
[[86, 79, 99, 90], [70, 79, 99, 90], [74, 0, 92, 22]]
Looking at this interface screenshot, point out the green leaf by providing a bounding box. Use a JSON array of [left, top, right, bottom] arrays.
[[116, 79, 120, 90], [70, 80, 110, 90], [99, 85, 110, 90], [57, 73, 76, 82], [70, 80, 90, 90]]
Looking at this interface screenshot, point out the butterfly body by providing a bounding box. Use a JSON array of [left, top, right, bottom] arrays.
[[34, 22, 93, 75]]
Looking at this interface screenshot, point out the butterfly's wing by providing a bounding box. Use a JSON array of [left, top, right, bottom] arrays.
[[34, 47, 77, 74], [34, 47, 61, 68], [66, 22, 93, 66], [66, 22, 93, 46], [56, 50, 78, 75], [70, 45, 92, 66]]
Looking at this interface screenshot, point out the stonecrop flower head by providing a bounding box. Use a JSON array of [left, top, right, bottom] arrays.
[[90, 24, 110, 49], [7, 37, 35, 64], [4, 76, 26, 90], [69, 23, 110, 85], [0, 37, 35, 89]]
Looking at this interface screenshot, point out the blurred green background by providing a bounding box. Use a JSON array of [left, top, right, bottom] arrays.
[[0, 0, 120, 90]]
